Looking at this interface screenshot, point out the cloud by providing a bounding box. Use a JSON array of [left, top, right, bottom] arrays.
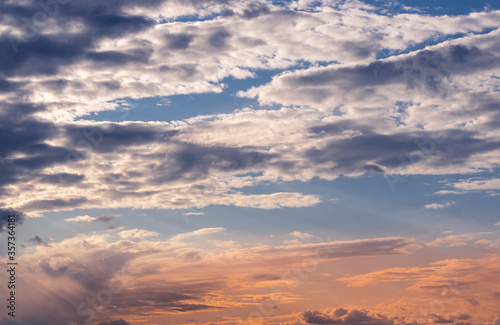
[[0, 232, 417, 324], [301, 308, 394, 324], [1, 1, 499, 324], [171, 227, 226, 241], [118, 229, 160, 239], [426, 233, 489, 247], [27, 235, 52, 247], [97, 319, 131, 325], [336, 253, 500, 320], [183, 212, 205, 216], [284, 239, 303, 245], [424, 201, 456, 209], [1, 2, 499, 121], [65, 215, 96, 222], [95, 215, 122, 222], [0, 209, 25, 232], [1, 2, 500, 216], [290, 231, 314, 239], [65, 214, 122, 223], [444, 177, 500, 195]]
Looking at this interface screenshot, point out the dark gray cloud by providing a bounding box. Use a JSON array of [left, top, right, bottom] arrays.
[[147, 144, 271, 184], [208, 28, 231, 49], [85, 48, 152, 66], [302, 310, 337, 324], [305, 126, 500, 175], [39, 173, 85, 185], [22, 198, 90, 211], [243, 3, 270, 19], [0, 209, 24, 232], [0, 0, 161, 79], [298, 308, 475, 325], [95, 215, 121, 223], [63, 123, 176, 153], [0, 102, 86, 194], [166, 33, 194, 50], [28, 235, 51, 246], [301, 308, 394, 325], [0, 33, 94, 77], [275, 44, 500, 104], [106, 281, 223, 315], [97, 320, 131, 325]]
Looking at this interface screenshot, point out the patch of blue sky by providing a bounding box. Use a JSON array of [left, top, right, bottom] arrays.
[[157, 9, 234, 24], [269, 0, 498, 16], [79, 75, 270, 123], [79, 61, 337, 123], [18, 171, 499, 249], [361, 0, 499, 16], [376, 27, 499, 60]]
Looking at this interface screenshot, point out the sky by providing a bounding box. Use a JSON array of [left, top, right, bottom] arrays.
[[0, 0, 500, 324]]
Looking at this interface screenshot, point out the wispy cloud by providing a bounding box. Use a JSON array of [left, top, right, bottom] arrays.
[[171, 227, 226, 241], [65, 214, 122, 223], [183, 212, 206, 216]]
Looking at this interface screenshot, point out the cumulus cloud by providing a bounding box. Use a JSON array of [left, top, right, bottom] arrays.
[[1, 1, 500, 324]]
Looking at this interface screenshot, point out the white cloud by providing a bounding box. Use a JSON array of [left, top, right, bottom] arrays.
[[171, 227, 226, 241], [424, 201, 456, 210], [290, 231, 314, 239], [65, 215, 95, 222], [118, 229, 160, 239], [64, 214, 122, 223], [183, 212, 205, 216]]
